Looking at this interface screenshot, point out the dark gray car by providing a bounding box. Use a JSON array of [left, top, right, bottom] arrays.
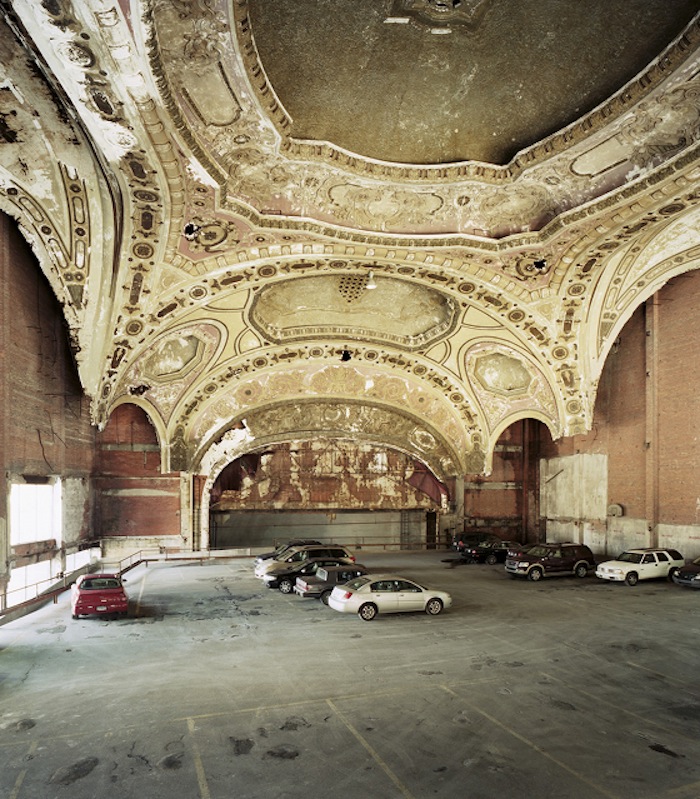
[[294, 564, 370, 603]]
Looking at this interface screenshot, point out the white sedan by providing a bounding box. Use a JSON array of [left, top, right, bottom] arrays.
[[327, 574, 452, 621]]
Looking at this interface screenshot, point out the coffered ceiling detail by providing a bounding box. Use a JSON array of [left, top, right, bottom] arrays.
[[1, 0, 699, 479]]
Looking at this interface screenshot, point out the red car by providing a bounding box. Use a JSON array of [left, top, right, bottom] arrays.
[[71, 573, 128, 619]]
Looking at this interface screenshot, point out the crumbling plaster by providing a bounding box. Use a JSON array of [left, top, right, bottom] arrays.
[[1, 0, 700, 492]]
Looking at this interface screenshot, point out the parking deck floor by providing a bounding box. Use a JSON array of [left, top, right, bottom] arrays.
[[1, 550, 699, 799]]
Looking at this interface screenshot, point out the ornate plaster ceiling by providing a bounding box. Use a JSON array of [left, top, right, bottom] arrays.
[[1, 0, 700, 479]]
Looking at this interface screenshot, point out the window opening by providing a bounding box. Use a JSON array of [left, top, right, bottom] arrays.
[[10, 479, 62, 546]]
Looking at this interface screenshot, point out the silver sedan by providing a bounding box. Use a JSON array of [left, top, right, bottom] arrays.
[[327, 574, 452, 621]]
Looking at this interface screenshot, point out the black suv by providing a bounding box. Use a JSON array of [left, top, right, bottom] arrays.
[[505, 542, 596, 581]]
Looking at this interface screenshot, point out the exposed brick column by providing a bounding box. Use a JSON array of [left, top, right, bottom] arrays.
[[0, 215, 8, 590], [645, 297, 660, 548]]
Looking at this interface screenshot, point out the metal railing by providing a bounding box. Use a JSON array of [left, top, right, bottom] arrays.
[[1, 538, 451, 620]]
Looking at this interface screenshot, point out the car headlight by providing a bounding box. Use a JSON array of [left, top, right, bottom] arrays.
[[518, 562, 528, 568]]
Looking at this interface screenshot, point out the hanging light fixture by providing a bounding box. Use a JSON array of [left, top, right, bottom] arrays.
[[366, 270, 377, 290]]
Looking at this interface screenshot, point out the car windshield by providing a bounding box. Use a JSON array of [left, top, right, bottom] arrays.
[[617, 551, 643, 563]]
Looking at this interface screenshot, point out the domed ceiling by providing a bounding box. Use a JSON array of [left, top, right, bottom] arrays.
[[248, 0, 697, 165], [1, 0, 700, 482]]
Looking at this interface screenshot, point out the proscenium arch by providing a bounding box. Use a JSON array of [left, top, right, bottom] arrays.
[[196, 431, 451, 551], [190, 398, 470, 482], [593, 261, 700, 379], [169, 351, 482, 470]]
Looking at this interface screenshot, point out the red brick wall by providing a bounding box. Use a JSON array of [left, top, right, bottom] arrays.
[[463, 420, 540, 542], [0, 213, 95, 551], [596, 306, 648, 518], [542, 270, 700, 540], [657, 274, 700, 525], [540, 303, 649, 518], [1, 214, 95, 478], [94, 403, 182, 539]]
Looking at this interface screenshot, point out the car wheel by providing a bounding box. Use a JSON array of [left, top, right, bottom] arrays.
[[72, 613, 79, 620], [320, 590, 332, 605], [425, 598, 444, 615], [668, 567, 679, 582], [574, 562, 588, 578], [527, 567, 543, 582], [625, 571, 639, 586], [485, 553, 498, 565], [278, 578, 294, 594], [358, 603, 378, 621]]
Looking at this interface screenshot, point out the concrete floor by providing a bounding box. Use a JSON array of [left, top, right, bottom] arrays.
[[1, 550, 699, 799]]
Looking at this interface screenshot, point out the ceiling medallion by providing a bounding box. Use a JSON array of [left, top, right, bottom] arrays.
[[473, 353, 532, 397], [249, 275, 458, 351], [389, 0, 492, 31]]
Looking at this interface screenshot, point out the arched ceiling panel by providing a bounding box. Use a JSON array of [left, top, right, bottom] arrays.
[[2, 0, 700, 476]]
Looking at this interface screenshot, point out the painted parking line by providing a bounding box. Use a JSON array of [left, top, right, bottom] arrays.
[[8, 741, 37, 799], [625, 660, 699, 690], [187, 717, 211, 799], [326, 698, 416, 799], [665, 778, 700, 797], [440, 685, 620, 799], [135, 569, 149, 617], [540, 670, 700, 744], [178, 695, 416, 798]]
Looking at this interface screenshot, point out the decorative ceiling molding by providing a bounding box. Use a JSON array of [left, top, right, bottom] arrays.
[[3, 0, 700, 477]]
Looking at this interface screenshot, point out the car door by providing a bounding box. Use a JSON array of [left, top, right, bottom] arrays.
[[542, 547, 563, 575], [638, 552, 659, 579], [393, 579, 425, 612], [367, 579, 399, 613]]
